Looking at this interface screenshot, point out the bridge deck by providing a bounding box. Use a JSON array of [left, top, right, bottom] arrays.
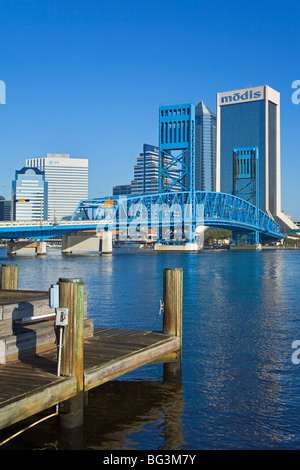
[[0, 327, 180, 431]]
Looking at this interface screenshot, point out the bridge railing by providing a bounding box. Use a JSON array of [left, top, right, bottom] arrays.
[[0, 220, 109, 228]]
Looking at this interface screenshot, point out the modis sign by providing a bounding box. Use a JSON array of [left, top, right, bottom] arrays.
[[218, 86, 264, 106]]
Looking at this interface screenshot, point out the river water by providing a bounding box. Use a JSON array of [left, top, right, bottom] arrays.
[[0, 247, 300, 450]]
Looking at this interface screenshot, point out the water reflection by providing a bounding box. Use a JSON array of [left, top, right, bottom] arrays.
[[0, 374, 185, 450], [82, 375, 185, 451], [181, 250, 300, 448]]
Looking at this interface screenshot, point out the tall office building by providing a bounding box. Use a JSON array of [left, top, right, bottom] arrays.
[[12, 167, 48, 221], [216, 85, 296, 233], [26, 154, 88, 221], [131, 144, 161, 195], [195, 101, 216, 191]]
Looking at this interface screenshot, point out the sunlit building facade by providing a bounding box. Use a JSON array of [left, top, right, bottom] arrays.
[[131, 144, 160, 195], [26, 154, 88, 221]]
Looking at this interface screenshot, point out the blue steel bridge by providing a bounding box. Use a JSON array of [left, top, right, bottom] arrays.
[[70, 190, 282, 245], [0, 190, 282, 245]]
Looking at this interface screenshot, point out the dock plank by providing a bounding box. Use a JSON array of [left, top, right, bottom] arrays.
[[0, 327, 180, 431], [83, 328, 181, 390], [0, 356, 77, 430]]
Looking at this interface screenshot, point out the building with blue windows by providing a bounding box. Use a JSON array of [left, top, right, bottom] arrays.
[[12, 167, 48, 221], [216, 85, 295, 233], [195, 101, 216, 191], [113, 184, 131, 196], [0, 196, 11, 221]]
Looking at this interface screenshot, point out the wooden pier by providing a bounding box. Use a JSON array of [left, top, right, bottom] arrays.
[[0, 265, 182, 435]]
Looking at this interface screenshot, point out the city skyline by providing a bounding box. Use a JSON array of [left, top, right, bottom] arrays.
[[0, 1, 299, 219]]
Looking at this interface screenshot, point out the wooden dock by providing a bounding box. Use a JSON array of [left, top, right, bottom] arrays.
[[0, 266, 182, 435]]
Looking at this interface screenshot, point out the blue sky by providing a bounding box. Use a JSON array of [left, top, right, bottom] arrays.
[[1, 0, 300, 218]]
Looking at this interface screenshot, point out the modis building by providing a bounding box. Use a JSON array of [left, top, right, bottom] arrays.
[[216, 85, 296, 233]]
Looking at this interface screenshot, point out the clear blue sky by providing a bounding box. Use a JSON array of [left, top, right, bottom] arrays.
[[1, 0, 300, 218]]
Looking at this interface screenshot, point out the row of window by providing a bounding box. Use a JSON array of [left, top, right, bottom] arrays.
[[235, 157, 253, 178], [161, 121, 190, 144], [161, 108, 190, 117]]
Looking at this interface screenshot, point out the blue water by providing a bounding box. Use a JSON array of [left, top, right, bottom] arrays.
[[1, 247, 300, 450]]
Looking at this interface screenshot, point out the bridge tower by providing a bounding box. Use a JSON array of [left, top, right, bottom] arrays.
[[158, 104, 196, 244], [232, 146, 260, 246]]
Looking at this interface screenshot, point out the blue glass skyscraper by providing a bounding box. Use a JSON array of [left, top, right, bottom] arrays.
[[216, 85, 295, 233]]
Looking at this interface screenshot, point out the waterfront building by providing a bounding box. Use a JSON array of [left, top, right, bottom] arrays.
[[159, 104, 195, 193], [113, 184, 131, 196], [26, 154, 88, 221], [216, 85, 296, 232], [0, 196, 11, 221], [12, 167, 48, 221], [195, 101, 216, 191], [131, 144, 160, 195]]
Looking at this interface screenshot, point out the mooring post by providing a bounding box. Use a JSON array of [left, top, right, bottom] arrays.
[[163, 268, 183, 381], [58, 277, 84, 428], [1, 264, 18, 290]]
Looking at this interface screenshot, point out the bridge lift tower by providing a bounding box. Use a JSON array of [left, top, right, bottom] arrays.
[[158, 103, 196, 243], [232, 146, 259, 245]]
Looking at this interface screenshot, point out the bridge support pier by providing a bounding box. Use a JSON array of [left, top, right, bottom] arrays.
[[101, 231, 113, 254], [7, 240, 47, 256], [230, 244, 262, 251], [230, 231, 261, 250], [154, 242, 200, 252], [61, 231, 113, 254]]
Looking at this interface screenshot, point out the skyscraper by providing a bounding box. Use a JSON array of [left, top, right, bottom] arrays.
[[131, 144, 160, 195], [195, 101, 216, 191], [12, 167, 48, 221], [26, 154, 88, 221], [216, 85, 295, 233]]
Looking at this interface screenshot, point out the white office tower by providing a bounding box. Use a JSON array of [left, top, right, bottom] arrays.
[[26, 154, 88, 221]]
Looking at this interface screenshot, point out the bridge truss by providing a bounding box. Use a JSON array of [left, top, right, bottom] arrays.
[[72, 190, 282, 245]]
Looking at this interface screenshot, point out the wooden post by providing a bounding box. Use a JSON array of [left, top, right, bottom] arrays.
[[58, 278, 84, 428], [1, 264, 18, 290], [163, 268, 183, 343], [163, 268, 183, 382]]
